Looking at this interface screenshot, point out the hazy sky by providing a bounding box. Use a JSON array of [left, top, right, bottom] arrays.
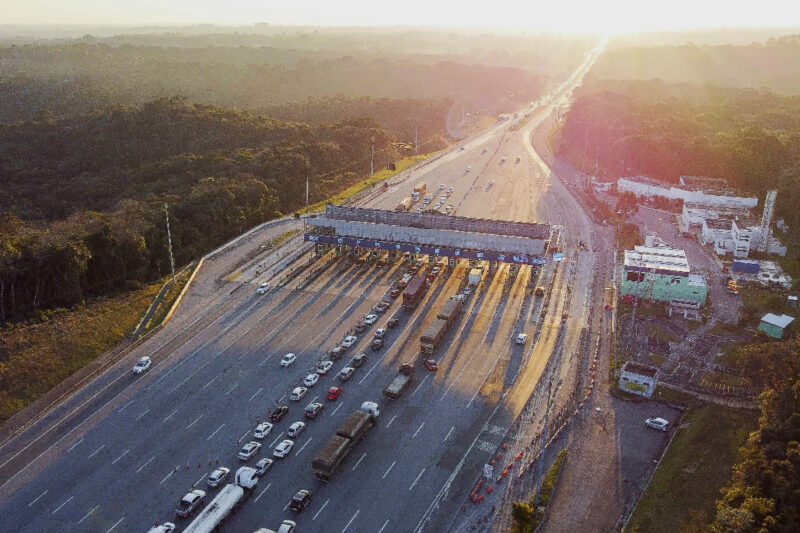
[[3, 0, 798, 34]]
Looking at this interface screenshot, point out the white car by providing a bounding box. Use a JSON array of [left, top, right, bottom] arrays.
[[515, 333, 528, 345], [289, 387, 308, 401], [316, 360, 334, 375], [645, 417, 669, 432], [277, 520, 297, 533], [147, 523, 176, 533], [488, 180, 495, 186], [132, 356, 151, 374], [280, 353, 297, 367], [238, 441, 261, 461], [364, 314, 378, 325], [287, 421, 306, 438], [439, 183, 445, 190], [273, 439, 295, 458], [466, 166, 471, 172], [463, 287, 472, 295], [447, 186, 454, 193], [374, 328, 387, 338], [206, 467, 230, 488], [253, 422, 273, 439], [303, 373, 319, 387], [341, 335, 357, 348], [256, 282, 270, 295]]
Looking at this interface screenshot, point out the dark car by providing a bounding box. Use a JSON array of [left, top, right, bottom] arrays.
[[423, 359, 439, 372], [371, 338, 384, 351], [270, 405, 289, 422], [387, 317, 400, 329], [389, 288, 400, 298], [374, 301, 391, 313], [289, 489, 313, 512], [328, 344, 344, 361], [351, 353, 367, 368], [338, 367, 356, 382], [353, 322, 366, 334], [304, 402, 324, 419]]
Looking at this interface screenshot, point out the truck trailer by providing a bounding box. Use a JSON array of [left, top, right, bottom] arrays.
[[395, 196, 413, 212], [402, 276, 427, 310], [468, 268, 483, 286], [383, 363, 415, 399], [420, 295, 464, 353], [183, 467, 258, 533], [412, 181, 427, 202], [312, 411, 375, 481]]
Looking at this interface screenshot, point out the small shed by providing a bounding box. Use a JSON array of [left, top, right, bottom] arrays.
[[619, 361, 659, 398], [758, 313, 795, 339]]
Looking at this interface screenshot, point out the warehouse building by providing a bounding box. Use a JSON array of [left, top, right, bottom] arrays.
[[620, 245, 707, 306]]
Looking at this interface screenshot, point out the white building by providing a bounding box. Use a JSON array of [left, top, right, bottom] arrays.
[[618, 177, 758, 209], [619, 361, 659, 398]]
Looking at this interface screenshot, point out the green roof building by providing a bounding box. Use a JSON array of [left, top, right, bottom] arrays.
[[758, 313, 795, 339], [620, 245, 707, 306]]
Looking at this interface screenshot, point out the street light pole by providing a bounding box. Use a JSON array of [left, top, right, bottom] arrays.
[[164, 203, 176, 283]]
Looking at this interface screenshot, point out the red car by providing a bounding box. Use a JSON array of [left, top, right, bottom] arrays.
[[389, 288, 400, 298], [423, 359, 439, 372], [327, 386, 342, 401]]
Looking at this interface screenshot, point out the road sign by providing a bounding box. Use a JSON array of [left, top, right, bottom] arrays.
[[483, 464, 494, 479], [553, 252, 564, 262]]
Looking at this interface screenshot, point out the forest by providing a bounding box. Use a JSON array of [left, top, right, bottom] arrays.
[[0, 95, 453, 324]]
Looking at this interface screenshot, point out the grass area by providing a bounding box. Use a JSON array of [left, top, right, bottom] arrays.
[[271, 228, 299, 248], [646, 324, 680, 343], [626, 405, 758, 533], [306, 150, 441, 213], [716, 341, 747, 367], [738, 285, 793, 327], [700, 371, 748, 388], [653, 386, 705, 408], [647, 352, 666, 367], [510, 449, 567, 533], [0, 277, 168, 423], [141, 266, 194, 333]]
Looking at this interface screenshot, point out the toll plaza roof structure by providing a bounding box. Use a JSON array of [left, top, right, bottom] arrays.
[[305, 205, 552, 265]]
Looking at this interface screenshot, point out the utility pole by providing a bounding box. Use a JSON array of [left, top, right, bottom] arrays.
[[164, 203, 176, 283], [370, 137, 375, 187], [582, 126, 589, 169], [414, 125, 418, 156]]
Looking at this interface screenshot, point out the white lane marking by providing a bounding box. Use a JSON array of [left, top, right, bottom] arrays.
[[342, 509, 360, 532], [386, 415, 397, 428], [159, 470, 173, 485], [134, 409, 149, 421], [310, 395, 318, 404], [330, 402, 343, 417], [239, 430, 250, 443], [409, 468, 426, 490], [296, 437, 313, 455], [444, 426, 455, 442], [412, 422, 425, 439], [258, 356, 271, 367], [51, 495, 73, 514], [87, 445, 105, 459], [163, 409, 178, 423], [201, 376, 218, 390], [225, 383, 239, 395], [187, 415, 203, 429], [279, 394, 287, 402], [136, 456, 155, 473], [411, 374, 431, 396], [111, 449, 129, 465], [249, 387, 264, 402], [67, 438, 84, 452], [105, 516, 125, 533], [117, 400, 134, 413], [313, 498, 329, 520], [206, 423, 225, 441], [377, 520, 390, 533], [27, 490, 48, 507], [351, 453, 366, 471], [382, 461, 396, 479], [283, 502, 290, 511], [77, 504, 99, 524], [195, 473, 207, 486], [254, 482, 272, 503]]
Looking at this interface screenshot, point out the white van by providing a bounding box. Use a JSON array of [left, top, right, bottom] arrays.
[[360, 401, 380, 417]]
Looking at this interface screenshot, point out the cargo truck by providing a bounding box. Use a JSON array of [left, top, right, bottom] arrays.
[[402, 276, 427, 310], [383, 362, 415, 399], [312, 411, 376, 481], [468, 268, 482, 286], [420, 295, 464, 353], [183, 467, 258, 533], [412, 181, 427, 202], [395, 196, 413, 212]]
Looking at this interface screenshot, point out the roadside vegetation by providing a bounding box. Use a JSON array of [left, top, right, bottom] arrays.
[[626, 405, 757, 533], [510, 449, 567, 532]]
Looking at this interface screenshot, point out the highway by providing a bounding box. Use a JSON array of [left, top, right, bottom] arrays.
[[0, 40, 605, 533]]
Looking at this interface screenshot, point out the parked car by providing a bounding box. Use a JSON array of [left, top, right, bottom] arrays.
[[289, 489, 313, 512], [270, 405, 289, 422], [238, 441, 261, 461], [273, 439, 294, 458], [316, 360, 334, 375], [371, 338, 385, 350], [253, 422, 273, 439], [287, 421, 306, 438], [338, 367, 356, 382], [304, 402, 324, 419], [254, 458, 273, 476], [132, 356, 152, 374], [423, 359, 439, 372], [351, 353, 367, 368], [175, 489, 206, 518], [303, 373, 320, 387], [280, 353, 297, 367], [256, 282, 270, 295], [289, 387, 308, 401], [327, 386, 342, 401], [206, 467, 230, 488], [645, 417, 669, 432]]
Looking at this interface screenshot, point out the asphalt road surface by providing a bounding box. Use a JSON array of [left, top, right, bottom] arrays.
[[0, 42, 605, 533]]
